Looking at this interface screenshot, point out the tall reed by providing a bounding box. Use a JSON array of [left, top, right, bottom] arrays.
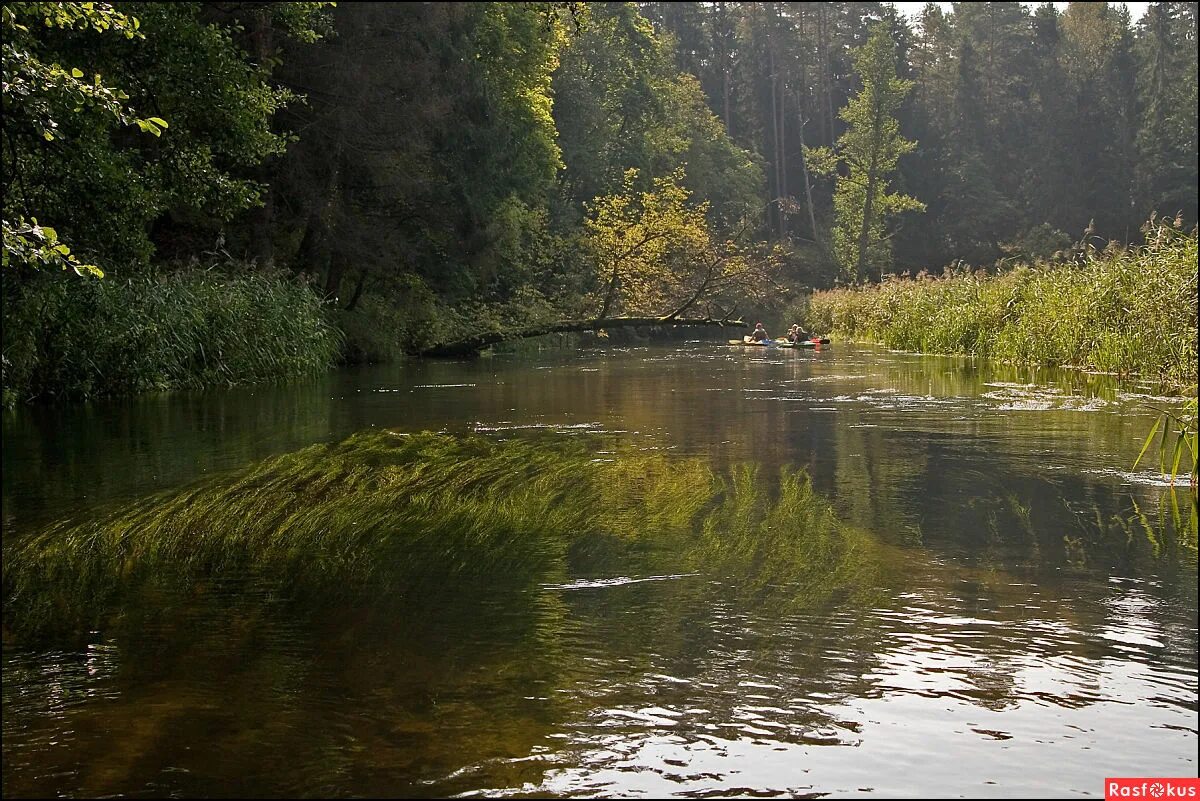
[[801, 220, 1198, 388], [2, 269, 342, 402]]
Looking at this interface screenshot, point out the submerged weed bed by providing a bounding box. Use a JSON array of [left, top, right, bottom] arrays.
[[2, 431, 884, 641], [802, 222, 1198, 388]]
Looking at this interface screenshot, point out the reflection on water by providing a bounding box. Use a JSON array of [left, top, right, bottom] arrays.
[[2, 343, 1196, 797]]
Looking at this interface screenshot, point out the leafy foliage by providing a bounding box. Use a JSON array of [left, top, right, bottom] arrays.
[[552, 3, 761, 227], [806, 23, 924, 282], [2, 1, 331, 274], [2, 2, 147, 274], [584, 167, 781, 319], [2, 216, 101, 277], [1134, 395, 1198, 487]]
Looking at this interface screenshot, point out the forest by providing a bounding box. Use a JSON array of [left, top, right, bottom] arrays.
[[2, 1, 1197, 401]]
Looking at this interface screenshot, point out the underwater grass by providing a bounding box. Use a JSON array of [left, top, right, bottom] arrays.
[[801, 221, 1198, 389], [3, 431, 885, 641]]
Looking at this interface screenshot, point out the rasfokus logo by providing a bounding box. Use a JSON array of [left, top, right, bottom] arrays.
[[1106, 779, 1200, 799]]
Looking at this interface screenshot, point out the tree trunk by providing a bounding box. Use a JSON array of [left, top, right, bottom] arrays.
[[344, 269, 369, 311], [248, 184, 274, 268], [768, 17, 782, 239], [324, 254, 347, 300], [723, 69, 731, 133], [246, 7, 276, 268], [857, 167, 878, 281], [296, 211, 326, 280], [779, 75, 788, 237], [717, 1, 732, 133], [775, 2, 787, 238], [317, 140, 346, 296], [794, 91, 819, 245], [818, 4, 835, 146]]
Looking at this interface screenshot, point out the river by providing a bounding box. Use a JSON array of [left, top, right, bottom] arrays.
[[2, 342, 1196, 797]]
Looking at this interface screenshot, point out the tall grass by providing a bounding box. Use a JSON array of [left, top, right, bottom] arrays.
[[3, 430, 884, 641], [2, 269, 342, 402], [801, 220, 1198, 388]]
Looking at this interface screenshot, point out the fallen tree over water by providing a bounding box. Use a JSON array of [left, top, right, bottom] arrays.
[[419, 315, 748, 358], [415, 170, 779, 358]]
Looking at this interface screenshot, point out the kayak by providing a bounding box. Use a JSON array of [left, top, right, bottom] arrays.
[[728, 337, 831, 348]]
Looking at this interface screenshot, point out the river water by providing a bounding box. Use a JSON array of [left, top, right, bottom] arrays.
[[2, 342, 1196, 797]]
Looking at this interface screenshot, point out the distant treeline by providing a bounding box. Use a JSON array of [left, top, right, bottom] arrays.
[[2, 2, 1197, 400]]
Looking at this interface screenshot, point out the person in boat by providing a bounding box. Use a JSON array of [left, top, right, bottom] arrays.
[[789, 323, 810, 343], [750, 322, 770, 342]]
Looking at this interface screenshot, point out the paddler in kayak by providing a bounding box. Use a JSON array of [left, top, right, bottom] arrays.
[[750, 322, 770, 342], [787, 323, 811, 343]]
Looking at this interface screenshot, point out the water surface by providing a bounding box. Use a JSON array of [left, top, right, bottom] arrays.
[[3, 343, 1196, 797]]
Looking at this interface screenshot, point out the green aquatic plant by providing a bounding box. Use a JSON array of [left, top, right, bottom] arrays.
[[2, 269, 342, 402], [1135, 394, 1199, 488], [3, 430, 886, 641], [801, 218, 1198, 389]]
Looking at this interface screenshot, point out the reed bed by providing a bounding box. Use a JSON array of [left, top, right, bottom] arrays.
[[2, 270, 341, 402], [802, 221, 1198, 388]]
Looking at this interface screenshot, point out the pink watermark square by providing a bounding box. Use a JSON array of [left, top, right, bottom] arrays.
[[1106, 779, 1200, 799]]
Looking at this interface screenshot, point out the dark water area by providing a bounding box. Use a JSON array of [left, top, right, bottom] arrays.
[[3, 343, 1196, 797]]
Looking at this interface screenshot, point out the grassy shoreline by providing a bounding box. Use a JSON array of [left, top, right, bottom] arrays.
[[2, 270, 342, 405], [799, 222, 1198, 391]]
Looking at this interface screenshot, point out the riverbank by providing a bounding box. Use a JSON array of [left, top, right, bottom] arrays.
[[1, 270, 342, 405], [2, 268, 743, 405], [799, 221, 1198, 390]]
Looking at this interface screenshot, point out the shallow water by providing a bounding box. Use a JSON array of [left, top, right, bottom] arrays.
[[3, 342, 1196, 797]]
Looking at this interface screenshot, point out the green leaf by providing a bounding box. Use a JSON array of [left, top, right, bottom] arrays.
[[1133, 416, 1161, 469], [147, 116, 168, 128], [71, 67, 83, 78], [1158, 417, 1171, 474]]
